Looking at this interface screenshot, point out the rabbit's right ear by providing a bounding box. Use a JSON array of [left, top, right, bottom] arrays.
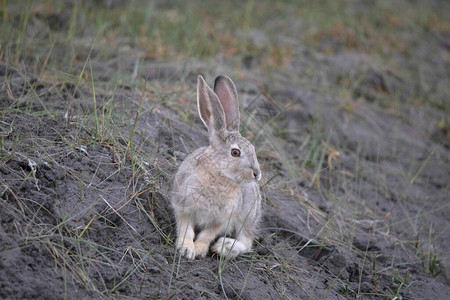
[[214, 75, 240, 133], [197, 75, 226, 135]]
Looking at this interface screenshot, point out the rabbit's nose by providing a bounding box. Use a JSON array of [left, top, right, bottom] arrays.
[[253, 170, 262, 181]]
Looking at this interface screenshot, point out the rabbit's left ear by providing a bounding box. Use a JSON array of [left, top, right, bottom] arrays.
[[214, 75, 240, 132], [197, 75, 226, 135]]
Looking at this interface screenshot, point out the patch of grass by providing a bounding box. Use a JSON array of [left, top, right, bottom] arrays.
[[418, 224, 444, 278]]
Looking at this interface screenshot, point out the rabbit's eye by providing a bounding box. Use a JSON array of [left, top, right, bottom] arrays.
[[231, 148, 241, 157]]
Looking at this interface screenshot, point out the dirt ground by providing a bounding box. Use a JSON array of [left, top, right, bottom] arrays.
[[1, 1, 449, 299]]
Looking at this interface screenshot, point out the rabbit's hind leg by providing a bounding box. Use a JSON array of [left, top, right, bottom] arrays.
[[211, 234, 251, 258], [194, 224, 225, 258], [212, 223, 255, 258]]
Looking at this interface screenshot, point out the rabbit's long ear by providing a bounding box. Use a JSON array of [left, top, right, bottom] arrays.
[[197, 75, 226, 135], [214, 75, 240, 132]]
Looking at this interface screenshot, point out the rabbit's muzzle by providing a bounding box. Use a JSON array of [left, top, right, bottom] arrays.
[[252, 166, 262, 181]]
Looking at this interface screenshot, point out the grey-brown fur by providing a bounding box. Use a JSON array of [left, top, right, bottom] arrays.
[[171, 75, 262, 259]]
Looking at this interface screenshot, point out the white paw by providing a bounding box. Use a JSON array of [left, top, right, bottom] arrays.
[[177, 240, 196, 260], [211, 237, 248, 258]]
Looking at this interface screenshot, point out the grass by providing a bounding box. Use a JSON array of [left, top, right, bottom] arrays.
[[1, 0, 449, 299]]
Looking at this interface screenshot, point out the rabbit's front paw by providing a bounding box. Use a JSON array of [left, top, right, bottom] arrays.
[[194, 241, 210, 258], [212, 237, 247, 258], [177, 239, 196, 260]]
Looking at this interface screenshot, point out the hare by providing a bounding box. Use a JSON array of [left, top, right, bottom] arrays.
[[171, 75, 262, 259]]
